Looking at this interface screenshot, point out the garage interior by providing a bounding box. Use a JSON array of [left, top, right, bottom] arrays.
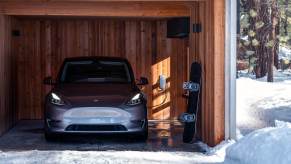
[[12, 16, 189, 121], [0, 1, 225, 147]]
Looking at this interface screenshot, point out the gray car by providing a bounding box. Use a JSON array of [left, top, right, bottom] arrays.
[[43, 57, 149, 141]]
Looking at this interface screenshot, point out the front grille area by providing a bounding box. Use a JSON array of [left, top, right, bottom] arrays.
[[65, 124, 127, 132]]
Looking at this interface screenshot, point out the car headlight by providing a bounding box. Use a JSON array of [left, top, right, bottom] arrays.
[[50, 93, 65, 106], [127, 93, 142, 106]]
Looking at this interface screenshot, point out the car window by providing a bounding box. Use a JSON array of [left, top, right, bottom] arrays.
[[60, 60, 132, 84]]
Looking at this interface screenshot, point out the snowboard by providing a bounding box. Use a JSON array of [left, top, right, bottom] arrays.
[[181, 62, 202, 143]]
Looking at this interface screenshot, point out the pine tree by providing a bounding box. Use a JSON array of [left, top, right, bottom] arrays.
[[238, 0, 286, 81]]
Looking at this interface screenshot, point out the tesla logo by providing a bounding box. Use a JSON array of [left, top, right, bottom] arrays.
[[93, 99, 99, 102]]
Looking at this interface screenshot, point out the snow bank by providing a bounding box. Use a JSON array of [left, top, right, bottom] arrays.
[[225, 121, 291, 164], [0, 150, 226, 164], [0, 140, 237, 164], [197, 140, 235, 159], [237, 77, 291, 134]]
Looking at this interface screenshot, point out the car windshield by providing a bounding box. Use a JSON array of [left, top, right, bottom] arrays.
[[60, 60, 132, 84]]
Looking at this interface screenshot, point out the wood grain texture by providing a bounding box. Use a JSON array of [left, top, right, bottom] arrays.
[[0, 0, 203, 2], [12, 17, 189, 120], [0, 15, 16, 135], [188, 0, 225, 146], [212, 0, 225, 146], [0, 1, 190, 17]]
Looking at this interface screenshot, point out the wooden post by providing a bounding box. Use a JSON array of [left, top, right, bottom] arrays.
[[212, 0, 225, 146], [189, 0, 225, 146]]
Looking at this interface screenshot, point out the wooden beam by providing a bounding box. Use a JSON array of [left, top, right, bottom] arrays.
[[0, 0, 204, 2], [0, 2, 190, 17]]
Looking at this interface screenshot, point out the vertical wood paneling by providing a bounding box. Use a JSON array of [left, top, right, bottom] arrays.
[[12, 18, 188, 120], [189, 1, 225, 146], [0, 15, 16, 135], [0, 15, 5, 135]]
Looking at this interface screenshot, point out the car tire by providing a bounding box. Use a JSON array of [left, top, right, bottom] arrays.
[[140, 129, 148, 141], [44, 132, 58, 142], [137, 121, 148, 141], [44, 123, 59, 142]]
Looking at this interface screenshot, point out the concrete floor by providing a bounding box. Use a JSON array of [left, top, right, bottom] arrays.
[[0, 120, 203, 152]]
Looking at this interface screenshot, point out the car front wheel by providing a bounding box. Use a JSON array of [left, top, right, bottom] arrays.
[[44, 132, 58, 142]]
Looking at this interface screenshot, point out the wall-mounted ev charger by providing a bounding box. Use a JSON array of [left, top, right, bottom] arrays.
[[159, 75, 166, 91], [148, 74, 167, 108]]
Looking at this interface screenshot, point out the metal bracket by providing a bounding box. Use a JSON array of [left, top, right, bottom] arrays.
[[183, 82, 200, 92], [193, 23, 202, 33], [179, 113, 196, 123]]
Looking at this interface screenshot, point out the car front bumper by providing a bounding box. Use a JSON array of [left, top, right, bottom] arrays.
[[45, 104, 147, 134]]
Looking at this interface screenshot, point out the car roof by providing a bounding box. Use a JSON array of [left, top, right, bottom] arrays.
[[63, 56, 129, 63]]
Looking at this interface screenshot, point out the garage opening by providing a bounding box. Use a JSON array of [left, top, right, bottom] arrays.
[[0, 1, 226, 148], [0, 13, 195, 149]]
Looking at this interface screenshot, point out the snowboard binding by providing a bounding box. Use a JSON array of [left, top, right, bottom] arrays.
[[179, 113, 196, 123], [183, 82, 200, 92]]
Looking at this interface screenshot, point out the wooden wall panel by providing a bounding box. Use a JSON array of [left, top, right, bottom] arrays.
[[189, 1, 225, 146], [0, 15, 16, 135], [0, 15, 6, 135], [12, 17, 189, 120]]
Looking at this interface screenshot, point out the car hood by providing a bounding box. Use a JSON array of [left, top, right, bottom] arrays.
[[52, 83, 137, 107]]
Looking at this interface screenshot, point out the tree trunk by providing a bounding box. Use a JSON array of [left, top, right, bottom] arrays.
[[255, 0, 270, 78], [283, 0, 289, 36], [268, 0, 279, 82], [274, 20, 280, 69]]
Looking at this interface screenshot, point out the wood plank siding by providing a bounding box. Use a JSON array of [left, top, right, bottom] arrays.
[[0, 0, 226, 146], [188, 1, 225, 146], [0, 15, 17, 135], [11, 17, 189, 121]]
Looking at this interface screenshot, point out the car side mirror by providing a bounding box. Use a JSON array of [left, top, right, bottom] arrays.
[[43, 76, 56, 85], [137, 77, 149, 85]]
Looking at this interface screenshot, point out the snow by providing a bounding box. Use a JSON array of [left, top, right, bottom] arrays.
[[225, 121, 291, 164], [1, 123, 287, 164], [237, 72, 291, 134], [279, 46, 291, 60], [228, 48, 291, 163], [232, 70, 291, 164], [198, 140, 235, 157], [0, 150, 226, 164]]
